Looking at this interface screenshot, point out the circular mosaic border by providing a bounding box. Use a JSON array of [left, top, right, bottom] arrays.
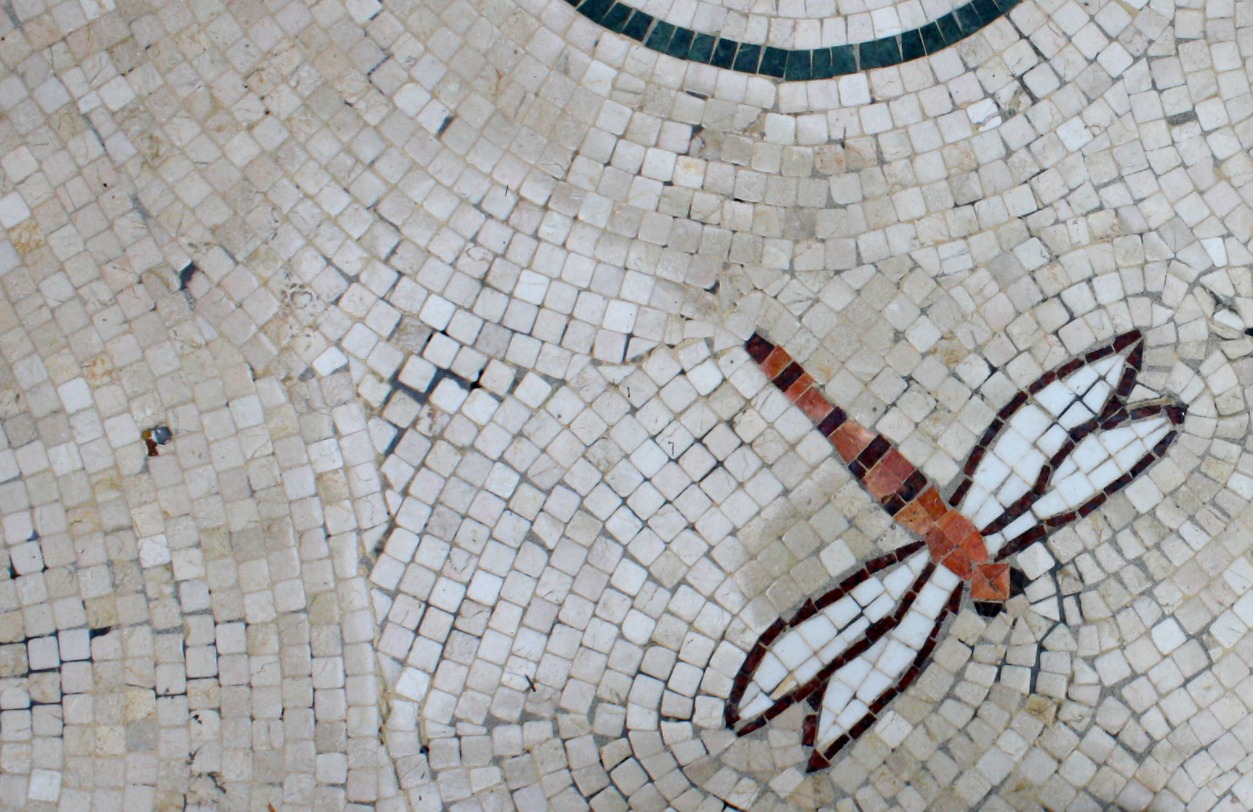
[[565, 0, 1024, 77]]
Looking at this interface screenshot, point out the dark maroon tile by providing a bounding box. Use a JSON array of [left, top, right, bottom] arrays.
[[746, 333, 773, 362]]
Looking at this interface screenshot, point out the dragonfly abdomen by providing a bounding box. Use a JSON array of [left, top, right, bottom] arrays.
[[745, 333, 1007, 594]]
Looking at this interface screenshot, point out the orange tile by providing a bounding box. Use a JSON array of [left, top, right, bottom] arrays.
[[895, 492, 939, 535], [971, 562, 1011, 601], [934, 510, 964, 538], [915, 487, 947, 520], [760, 347, 792, 379], [785, 373, 815, 400], [940, 547, 977, 580], [958, 525, 989, 566], [795, 387, 833, 422], [831, 422, 875, 463]]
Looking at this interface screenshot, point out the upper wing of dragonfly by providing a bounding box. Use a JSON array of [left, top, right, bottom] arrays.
[[726, 330, 1185, 771], [949, 330, 1185, 560]]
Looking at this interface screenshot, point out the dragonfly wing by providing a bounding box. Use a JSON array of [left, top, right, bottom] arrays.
[[807, 563, 963, 769], [958, 402, 1073, 532], [956, 332, 1145, 545], [726, 544, 931, 733], [1028, 406, 1183, 525], [985, 402, 1184, 560]]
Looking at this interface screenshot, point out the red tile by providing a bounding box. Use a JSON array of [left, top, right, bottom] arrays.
[[864, 465, 896, 500], [785, 373, 816, 401], [925, 524, 957, 562], [926, 509, 986, 580], [879, 449, 915, 485], [864, 450, 912, 500]]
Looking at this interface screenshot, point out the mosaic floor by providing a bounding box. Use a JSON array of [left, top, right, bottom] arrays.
[[3, 0, 1253, 809]]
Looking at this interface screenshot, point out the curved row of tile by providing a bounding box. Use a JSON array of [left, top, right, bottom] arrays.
[[562, 0, 1023, 79], [134, 0, 1253, 806]]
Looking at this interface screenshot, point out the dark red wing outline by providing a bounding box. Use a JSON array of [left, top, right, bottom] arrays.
[[729, 328, 1184, 768]]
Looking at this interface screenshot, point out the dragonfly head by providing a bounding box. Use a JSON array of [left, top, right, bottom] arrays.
[[972, 564, 1027, 617]]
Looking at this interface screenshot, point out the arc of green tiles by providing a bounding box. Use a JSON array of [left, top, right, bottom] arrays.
[[565, 0, 1023, 78]]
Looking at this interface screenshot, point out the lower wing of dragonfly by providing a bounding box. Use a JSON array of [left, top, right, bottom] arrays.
[[726, 542, 962, 770], [727, 330, 1184, 771]]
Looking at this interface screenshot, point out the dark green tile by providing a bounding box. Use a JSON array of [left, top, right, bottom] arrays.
[[667, 27, 694, 58], [831, 44, 856, 75], [784, 49, 812, 81], [622, 9, 652, 41], [733, 43, 762, 73], [645, 20, 675, 51], [919, 21, 944, 53], [760, 46, 788, 77], [859, 37, 902, 70], [563, 0, 578, 7], [711, 39, 738, 69], [602, 3, 631, 32], [811, 47, 834, 79], [954, 1, 984, 33], [900, 29, 925, 62], [578, 0, 612, 23], [688, 32, 716, 63], [936, 13, 962, 44]]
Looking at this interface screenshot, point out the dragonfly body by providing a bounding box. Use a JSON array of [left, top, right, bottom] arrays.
[[728, 331, 1184, 771]]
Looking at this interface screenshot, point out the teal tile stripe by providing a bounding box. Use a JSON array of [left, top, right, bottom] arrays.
[[564, 0, 1023, 77]]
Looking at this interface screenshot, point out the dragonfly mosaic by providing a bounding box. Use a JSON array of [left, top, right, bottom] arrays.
[[728, 330, 1186, 770]]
